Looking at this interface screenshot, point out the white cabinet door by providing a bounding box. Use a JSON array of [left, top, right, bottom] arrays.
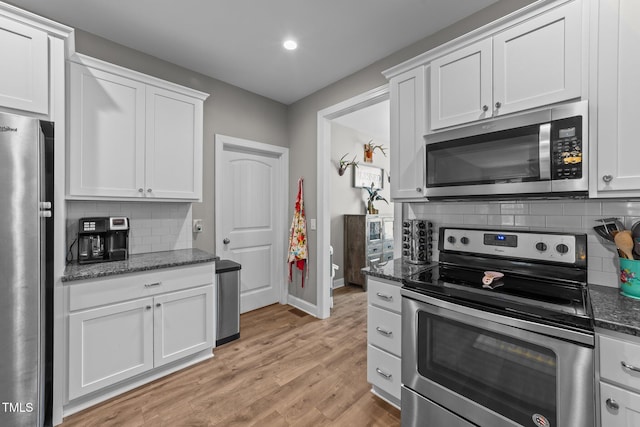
[[493, 0, 581, 116], [68, 298, 154, 399], [600, 382, 640, 427], [390, 66, 426, 200], [153, 286, 213, 367], [593, 0, 640, 195], [0, 15, 48, 114], [145, 86, 203, 200], [430, 38, 492, 130], [68, 63, 146, 198]]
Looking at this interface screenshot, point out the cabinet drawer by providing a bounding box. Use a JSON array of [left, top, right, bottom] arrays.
[[382, 252, 394, 262], [600, 334, 640, 391], [383, 240, 394, 252], [68, 263, 214, 311], [368, 278, 401, 313], [368, 242, 383, 256], [368, 305, 401, 357], [367, 344, 401, 401], [600, 382, 640, 426]]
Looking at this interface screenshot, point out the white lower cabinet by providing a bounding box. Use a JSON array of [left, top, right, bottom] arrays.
[[68, 298, 154, 399], [598, 331, 640, 427], [367, 276, 402, 408], [66, 264, 214, 405]]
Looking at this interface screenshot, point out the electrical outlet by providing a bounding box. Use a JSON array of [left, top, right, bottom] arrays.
[[310, 218, 316, 230], [193, 219, 203, 233]]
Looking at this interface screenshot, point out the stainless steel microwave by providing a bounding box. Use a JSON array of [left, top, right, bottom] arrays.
[[425, 100, 588, 199]]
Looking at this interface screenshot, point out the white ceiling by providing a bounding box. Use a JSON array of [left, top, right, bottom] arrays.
[[333, 100, 390, 142], [6, 0, 498, 105]]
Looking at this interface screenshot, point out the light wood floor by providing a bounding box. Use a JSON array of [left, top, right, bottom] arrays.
[[61, 285, 401, 426]]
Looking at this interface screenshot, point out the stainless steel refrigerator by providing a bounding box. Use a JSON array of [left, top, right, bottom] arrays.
[[0, 112, 54, 427]]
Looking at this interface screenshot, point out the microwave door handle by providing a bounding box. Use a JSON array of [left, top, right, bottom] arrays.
[[539, 123, 551, 180]]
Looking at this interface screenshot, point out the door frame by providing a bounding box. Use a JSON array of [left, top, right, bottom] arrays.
[[316, 84, 389, 319], [214, 134, 290, 306]]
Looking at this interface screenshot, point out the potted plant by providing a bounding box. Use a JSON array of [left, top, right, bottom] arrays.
[[363, 182, 388, 214], [363, 140, 386, 163]]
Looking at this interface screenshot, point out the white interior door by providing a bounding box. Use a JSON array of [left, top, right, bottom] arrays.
[[215, 135, 288, 314]]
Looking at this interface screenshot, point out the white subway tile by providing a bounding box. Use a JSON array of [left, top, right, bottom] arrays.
[[529, 202, 563, 215], [514, 215, 546, 228], [563, 201, 602, 216], [475, 203, 500, 214], [603, 202, 640, 216], [500, 203, 529, 215], [544, 215, 582, 228], [488, 215, 514, 226], [463, 215, 488, 225], [588, 270, 617, 287]]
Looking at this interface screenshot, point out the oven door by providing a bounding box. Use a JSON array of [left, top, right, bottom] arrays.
[[402, 290, 594, 427]]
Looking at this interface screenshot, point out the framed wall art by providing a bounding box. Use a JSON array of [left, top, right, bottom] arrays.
[[353, 165, 384, 189]]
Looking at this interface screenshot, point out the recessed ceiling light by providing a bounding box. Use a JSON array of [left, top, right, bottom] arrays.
[[283, 39, 298, 51]]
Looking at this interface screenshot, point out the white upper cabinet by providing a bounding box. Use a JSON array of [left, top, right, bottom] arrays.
[[145, 86, 203, 200], [389, 66, 426, 200], [67, 54, 209, 201], [430, 39, 492, 130], [591, 0, 640, 196], [430, 0, 582, 131], [69, 63, 146, 198], [0, 15, 48, 114]]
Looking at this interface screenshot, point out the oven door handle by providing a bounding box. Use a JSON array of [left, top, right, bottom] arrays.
[[621, 361, 640, 373]]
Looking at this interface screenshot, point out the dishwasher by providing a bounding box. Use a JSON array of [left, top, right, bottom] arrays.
[[215, 259, 241, 346]]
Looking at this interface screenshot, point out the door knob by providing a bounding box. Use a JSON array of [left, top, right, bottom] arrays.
[[223, 238, 230, 244], [606, 398, 619, 411]]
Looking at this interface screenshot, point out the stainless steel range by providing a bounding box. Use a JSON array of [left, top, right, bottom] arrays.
[[401, 227, 594, 427]]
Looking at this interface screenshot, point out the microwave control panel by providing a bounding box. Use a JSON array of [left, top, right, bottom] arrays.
[[551, 116, 582, 180]]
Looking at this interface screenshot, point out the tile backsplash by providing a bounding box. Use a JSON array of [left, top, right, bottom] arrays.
[[407, 199, 640, 288], [66, 201, 192, 259]]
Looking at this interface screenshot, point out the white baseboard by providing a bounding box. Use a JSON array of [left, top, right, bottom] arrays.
[[333, 278, 344, 289], [287, 294, 318, 318]]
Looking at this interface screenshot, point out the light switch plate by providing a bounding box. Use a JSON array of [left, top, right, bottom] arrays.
[[310, 218, 316, 230]]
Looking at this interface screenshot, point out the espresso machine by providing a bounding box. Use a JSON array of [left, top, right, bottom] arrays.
[[77, 217, 129, 264]]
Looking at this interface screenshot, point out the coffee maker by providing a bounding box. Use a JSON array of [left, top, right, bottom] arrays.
[[77, 217, 129, 264]]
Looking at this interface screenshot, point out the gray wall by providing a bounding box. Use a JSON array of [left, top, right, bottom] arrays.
[[287, 0, 536, 303], [330, 123, 392, 281], [74, 30, 289, 255]]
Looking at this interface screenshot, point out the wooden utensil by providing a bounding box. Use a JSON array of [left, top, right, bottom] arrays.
[[631, 221, 640, 258], [615, 230, 635, 260]]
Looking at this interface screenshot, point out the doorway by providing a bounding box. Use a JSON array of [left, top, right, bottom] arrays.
[[316, 84, 401, 319], [215, 134, 289, 313]]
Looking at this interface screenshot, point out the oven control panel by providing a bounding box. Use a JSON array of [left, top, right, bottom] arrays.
[[441, 228, 587, 265]]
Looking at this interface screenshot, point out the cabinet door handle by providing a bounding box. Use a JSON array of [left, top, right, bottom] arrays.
[[482, 105, 489, 112], [147, 188, 152, 193], [416, 187, 422, 193], [376, 327, 393, 337], [602, 175, 613, 183], [621, 361, 640, 373], [145, 305, 152, 310], [138, 188, 144, 193], [606, 398, 619, 411], [156, 303, 161, 308], [376, 368, 392, 379], [376, 292, 392, 301], [495, 101, 502, 109], [144, 282, 162, 288]]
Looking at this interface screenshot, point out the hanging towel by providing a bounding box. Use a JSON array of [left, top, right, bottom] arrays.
[[288, 178, 308, 287]]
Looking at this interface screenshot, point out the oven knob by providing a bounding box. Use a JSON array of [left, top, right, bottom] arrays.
[[556, 243, 569, 254], [403, 229, 410, 234], [403, 243, 410, 249], [403, 222, 410, 227], [419, 238, 425, 243], [419, 230, 426, 236], [535, 242, 547, 252], [460, 237, 469, 245], [447, 236, 456, 244], [418, 222, 425, 229]]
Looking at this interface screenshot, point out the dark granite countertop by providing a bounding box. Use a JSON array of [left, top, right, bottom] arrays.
[[590, 284, 640, 337], [63, 248, 218, 282], [362, 258, 435, 283]]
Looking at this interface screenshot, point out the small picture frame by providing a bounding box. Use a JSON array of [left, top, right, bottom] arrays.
[[353, 165, 384, 189]]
